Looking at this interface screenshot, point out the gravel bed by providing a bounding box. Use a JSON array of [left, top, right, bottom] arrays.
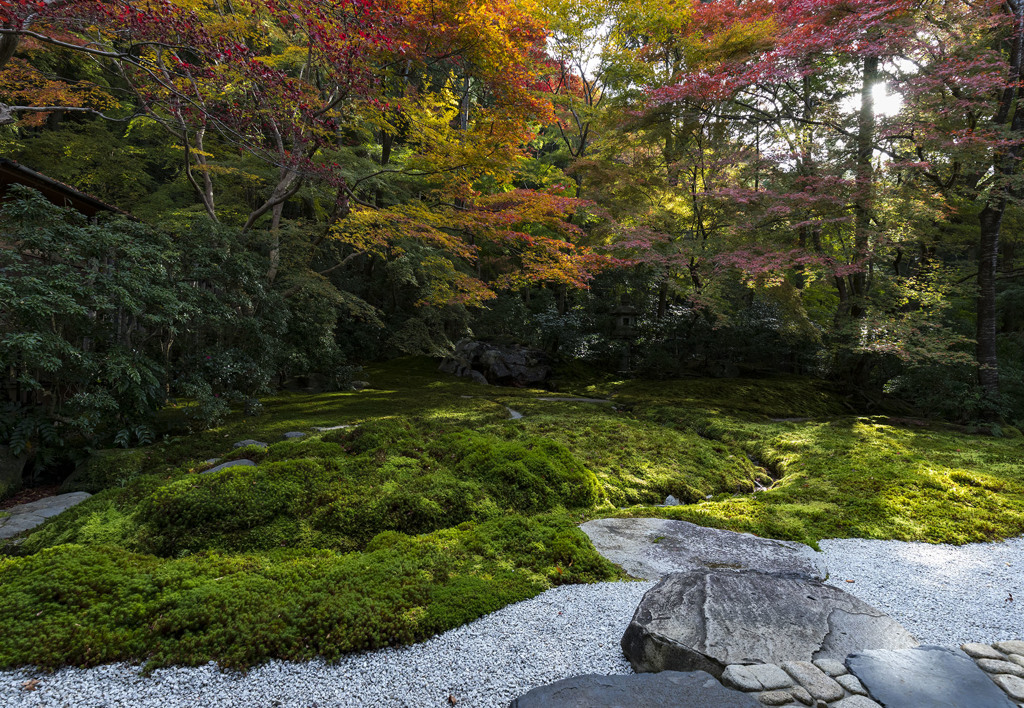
[[819, 535, 1024, 646], [0, 581, 655, 708], [3, 535, 1022, 707]]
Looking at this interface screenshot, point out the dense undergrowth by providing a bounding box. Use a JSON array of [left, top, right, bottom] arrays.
[[1, 358, 1022, 670]]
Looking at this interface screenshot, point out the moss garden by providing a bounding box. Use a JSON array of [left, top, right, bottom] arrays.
[[1, 358, 1022, 671]]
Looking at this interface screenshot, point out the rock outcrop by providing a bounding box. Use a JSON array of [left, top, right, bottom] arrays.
[[621, 569, 918, 677], [439, 340, 551, 387]]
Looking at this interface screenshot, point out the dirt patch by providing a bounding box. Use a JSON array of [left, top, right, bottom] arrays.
[[0, 485, 61, 510]]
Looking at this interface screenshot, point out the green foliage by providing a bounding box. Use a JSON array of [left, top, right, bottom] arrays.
[[60, 449, 148, 494], [0, 187, 174, 449]]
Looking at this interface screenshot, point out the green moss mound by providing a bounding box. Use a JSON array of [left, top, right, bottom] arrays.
[[0, 513, 617, 670], [2, 359, 1023, 670]]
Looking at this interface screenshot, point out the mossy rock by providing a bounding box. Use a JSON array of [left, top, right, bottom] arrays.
[[60, 449, 147, 494]]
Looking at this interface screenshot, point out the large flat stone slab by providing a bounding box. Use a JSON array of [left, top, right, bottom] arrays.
[[847, 645, 1016, 708], [0, 492, 92, 539], [621, 569, 917, 677], [508, 670, 761, 707], [581, 518, 826, 581]]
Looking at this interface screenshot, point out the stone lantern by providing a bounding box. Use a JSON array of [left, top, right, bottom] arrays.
[[611, 298, 638, 372], [612, 299, 638, 338]]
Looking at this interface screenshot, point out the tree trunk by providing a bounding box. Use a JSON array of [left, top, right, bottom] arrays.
[[976, 203, 1002, 400], [851, 55, 878, 318]]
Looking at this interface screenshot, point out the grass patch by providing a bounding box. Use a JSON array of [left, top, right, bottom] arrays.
[[1, 358, 1022, 669]]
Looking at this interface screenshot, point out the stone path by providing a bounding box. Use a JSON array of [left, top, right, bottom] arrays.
[[552, 518, 1024, 708], [511, 641, 1024, 707], [0, 492, 91, 540]]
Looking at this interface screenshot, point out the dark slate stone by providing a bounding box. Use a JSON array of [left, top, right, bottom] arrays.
[[621, 569, 917, 677], [282, 432, 307, 440], [203, 459, 256, 474], [508, 671, 761, 708], [847, 645, 1017, 708]]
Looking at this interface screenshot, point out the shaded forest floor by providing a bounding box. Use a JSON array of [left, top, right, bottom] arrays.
[[1, 358, 1021, 670]]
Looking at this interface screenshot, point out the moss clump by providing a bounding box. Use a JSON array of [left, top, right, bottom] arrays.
[[441, 432, 602, 511], [0, 512, 619, 670]]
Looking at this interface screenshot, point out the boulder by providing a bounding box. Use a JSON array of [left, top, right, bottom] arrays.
[[0, 445, 29, 498], [508, 671, 761, 708], [439, 340, 551, 387], [846, 645, 1016, 708], [621, 569, 917, 677], [581, 517, 827, 581]]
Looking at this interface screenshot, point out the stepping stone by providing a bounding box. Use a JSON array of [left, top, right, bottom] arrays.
[[994, 641, 1024, 655], [232, 439, 268, 449], [962, 643, 1005, 660], [781, 660, 844, 703], [621, 569, 917, 677], [0, 492, 92, 539], [833, 697, 882, 708], [313, 424, 354, 432], [991, 674, 1024, 701], [508, 670, 761, 707], [847, 645, 1016, 708], [281, 432, 306, 440], [203, 459, 255, 474], [582, 518, 827, 581]]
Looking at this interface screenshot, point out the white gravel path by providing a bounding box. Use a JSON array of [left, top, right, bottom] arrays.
[[819, 535, 1024, 646], [1, 535, 1022, 707]]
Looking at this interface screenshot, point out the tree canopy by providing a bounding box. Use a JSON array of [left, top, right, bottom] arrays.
[[2, 0, 1023, 452]]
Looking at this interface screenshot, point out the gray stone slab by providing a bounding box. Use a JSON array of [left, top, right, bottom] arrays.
[[282, 432, 307, 440], [203, 459, 256, 474], [992, 674, 1024, 701], [723, 664, 763, 691], [813, 658, 848, 676], [0, 514, 45, 538], [833, 697, 882, 708], [979, 659, 1024, 678], [757, 690, 794, 706], [962, 643, 1006, 660], [847, 645, 1017, 708], [748, 664, 793, 690], [1008, 654, 1024, 669], [836, 673, 867, 695], [781, 661, 844, 702], [582, 518, 827, 581], [508, 670, 761, 707], [0, 492, 92, 539], [313, 424, 354, 432], [995, 641, 1024, 656], [621, 569, 917, 677], [232, 439, 268, 449]]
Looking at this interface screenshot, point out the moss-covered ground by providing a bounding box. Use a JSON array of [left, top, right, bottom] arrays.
[[1, 358, 1022, 670]]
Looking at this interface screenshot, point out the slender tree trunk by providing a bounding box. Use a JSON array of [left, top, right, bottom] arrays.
[[977, 204, 1002, 399], [851, 55, 878, 318]]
